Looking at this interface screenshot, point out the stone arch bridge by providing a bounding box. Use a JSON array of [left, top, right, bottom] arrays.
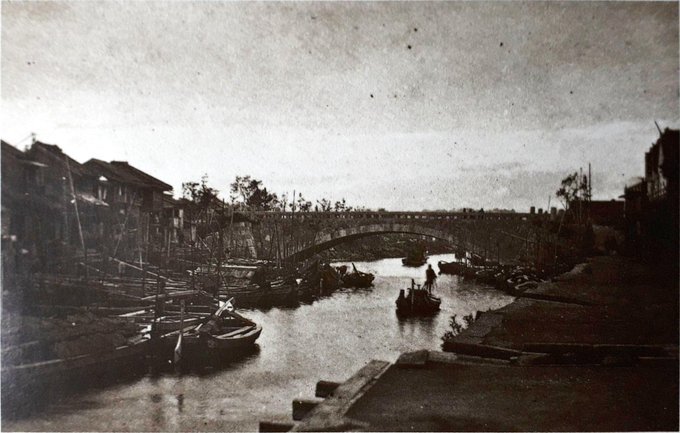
[[227, 211, 554, 265]]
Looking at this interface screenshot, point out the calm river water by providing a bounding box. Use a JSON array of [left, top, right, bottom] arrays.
[[6, 254, 514, 432]]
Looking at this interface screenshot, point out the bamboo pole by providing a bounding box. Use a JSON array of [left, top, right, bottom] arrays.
[[64, 156, 87, 279]]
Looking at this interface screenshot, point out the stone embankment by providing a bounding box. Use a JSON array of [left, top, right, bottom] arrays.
[[266, 255, 678, 431]]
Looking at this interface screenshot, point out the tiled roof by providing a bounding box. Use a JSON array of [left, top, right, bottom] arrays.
[[27, 141, 88, 177], [84, 159, 147, 187], [2, 140, 25, 159], [110, 161, 172, 191]]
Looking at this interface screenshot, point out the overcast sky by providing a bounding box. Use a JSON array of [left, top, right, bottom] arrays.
[[2, 1, 678, 211]]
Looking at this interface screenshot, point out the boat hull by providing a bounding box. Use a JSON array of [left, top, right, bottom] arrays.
[[341, 273, 375, 288], [189, 325, 262, 351], [438, 260, 465, 275], [402, 257, 427, 267], [162, 324, 262, 359], [395, 289, 441, 316]]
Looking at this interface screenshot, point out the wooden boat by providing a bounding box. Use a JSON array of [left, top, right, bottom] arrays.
[[163, 302, 261, 356], [219, 281, 298, 308], [474, 268, 498, 285], [468, 254, 486, 266], [461, 265, 485, 279], [402, 248, 427, 267], [340, 263, 375, 288], [402, 256, 426, 267], [187, 313, 262, 351], [153, 314, 204, 332], [438, 260, 466, 275], [396, 281, 441, 316]]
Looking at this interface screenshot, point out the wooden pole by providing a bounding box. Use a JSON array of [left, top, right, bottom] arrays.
[[64, 156, 87, 278], [190, 218, 195, 291], [588, 162, 592, 201], [228, 202, 235, 259], [139, 249, 145, 297]]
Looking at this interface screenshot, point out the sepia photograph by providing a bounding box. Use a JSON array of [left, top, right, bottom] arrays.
[[1, 1, 678, 431]]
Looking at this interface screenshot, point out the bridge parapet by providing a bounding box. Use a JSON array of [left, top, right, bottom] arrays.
[[238, 210, 553, 264], [245, 210, 542, 222]]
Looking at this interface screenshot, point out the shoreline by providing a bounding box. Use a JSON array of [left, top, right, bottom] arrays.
[[281, 254, 679, 432]]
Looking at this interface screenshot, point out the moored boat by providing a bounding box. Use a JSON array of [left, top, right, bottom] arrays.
[[153, 314, 204, 332], [438, 260, 466, 275], [468, 253, 486, 266], [475, 268, 497, 285], [162, 300, 261, 359], [402, 247, 427, 267], [340, 263, 375, 288]]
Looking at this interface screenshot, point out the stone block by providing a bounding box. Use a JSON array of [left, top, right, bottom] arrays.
[[292, 399, 320, 421]]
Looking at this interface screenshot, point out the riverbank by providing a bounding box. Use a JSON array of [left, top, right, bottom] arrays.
[[281, 255, 678, 431]]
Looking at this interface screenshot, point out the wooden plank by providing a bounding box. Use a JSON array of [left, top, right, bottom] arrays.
[[315, 380, 340, 398], [292, 360, 390, 431], [110, 257, 176, 282], [442, 341, 524, 360], [292, 399, 320, 421]]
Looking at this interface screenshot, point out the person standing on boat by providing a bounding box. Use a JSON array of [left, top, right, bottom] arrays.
[[425, 264, 437, 293]]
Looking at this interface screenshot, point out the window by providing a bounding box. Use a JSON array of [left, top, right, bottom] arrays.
[[98, 185, 108, 200]]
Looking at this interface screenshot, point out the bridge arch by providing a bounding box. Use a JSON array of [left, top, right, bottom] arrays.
[[285, 222, 466, 263]]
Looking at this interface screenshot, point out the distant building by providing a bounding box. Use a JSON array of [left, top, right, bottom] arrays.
[[1, 138, 179, 273], [2, 140, 52, 276], [23, 142, 109, 261]]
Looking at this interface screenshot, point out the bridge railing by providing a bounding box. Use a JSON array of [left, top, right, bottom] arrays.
[[242, 210, 544, 222]]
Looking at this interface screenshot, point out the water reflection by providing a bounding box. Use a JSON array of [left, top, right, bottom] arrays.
[[396, 314, 438, 340], [4, 253, 514, 432], [176, 394, 184, 413]]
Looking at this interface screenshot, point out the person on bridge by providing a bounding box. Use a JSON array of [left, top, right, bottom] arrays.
[[425, 264, 437, 293]]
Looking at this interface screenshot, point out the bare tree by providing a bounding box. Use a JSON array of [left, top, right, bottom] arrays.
[[316, 198, 332, 212], [556, 171, 590, 224]]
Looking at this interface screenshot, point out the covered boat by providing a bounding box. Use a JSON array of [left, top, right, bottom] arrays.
[[396, 280, 441, 316]]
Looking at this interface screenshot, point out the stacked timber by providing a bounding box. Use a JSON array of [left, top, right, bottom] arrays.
[[30, 273, 191, 311]]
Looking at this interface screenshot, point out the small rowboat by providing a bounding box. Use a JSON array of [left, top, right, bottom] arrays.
[[163, 302, 262, 356], [340, 263, 375, 288], [199, 321, 263, 350]]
